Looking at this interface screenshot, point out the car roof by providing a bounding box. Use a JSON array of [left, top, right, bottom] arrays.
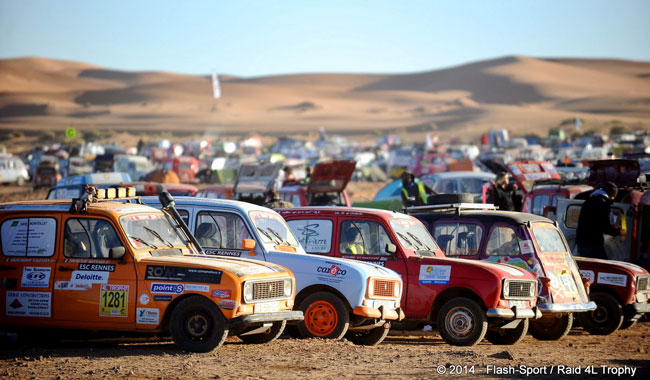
[[0, 199, 159, 215], [411, 209, 553, 225], [422, 171, 495, 180], [142, 196, 273, 214], [278, 206, 409, 219]]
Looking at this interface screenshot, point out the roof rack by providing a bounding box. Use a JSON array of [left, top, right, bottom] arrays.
[[70, 185, 139, 213], [407, 203, 498, 213]]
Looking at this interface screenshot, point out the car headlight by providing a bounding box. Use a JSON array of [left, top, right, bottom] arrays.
[[243, 282, 253, 303], [502, 280, 510, 298], [283, 278, 292, 297], [367, 279, 374, 296]]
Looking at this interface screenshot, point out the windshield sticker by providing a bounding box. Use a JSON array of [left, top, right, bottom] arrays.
[[204, 248, 243, 257], [136, 308, 159, 325], [519, 240, 535, 255], [212, 289, 232, 298], [580, 270, 595, 285], [145, 265, 222, 284], [21, 267, 51, 288], [78, 263, 115, 272], [151, 283, 185, 294], [292, 221, 331, 253], [128, 214, 162, 221], [100, 285, 129, 317], [6, 291, 51, 317], [139, 294, 150, 305], [185, 284, 210, 293], [419, 265, 451, 285], [70, 271, 109, 285], [597, 272, 627, 287], [391, 219, 416, 226], [1, 218, 56, 257]]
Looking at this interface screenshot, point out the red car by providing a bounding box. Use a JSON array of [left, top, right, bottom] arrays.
[[278, 160, 355, 206], [281, 207, 540, 346]]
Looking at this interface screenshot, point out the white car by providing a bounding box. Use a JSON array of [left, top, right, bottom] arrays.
[[0, 156, 29, 186]]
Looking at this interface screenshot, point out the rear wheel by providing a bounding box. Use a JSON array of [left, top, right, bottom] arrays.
[[485, 318, 529, 345], [530, 313, 573, 340], [170, 296, 228, 352], [619, 319, 637, 330], [577, 293, 623, 335], [239, 321, 286, 344], [298, 292, 349, 340], [345, 324, 390, 346], [437, 298, 487, 346]]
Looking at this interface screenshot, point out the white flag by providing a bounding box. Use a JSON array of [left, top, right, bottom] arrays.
[[212, 72, 221, 99]]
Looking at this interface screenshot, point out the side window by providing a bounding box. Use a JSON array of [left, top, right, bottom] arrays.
[[65, 218, 121, 259], [286, 219, 333, 254], [486, 226, 521, 256], [291, 194, 301, 206], [564, 205, 581, 228], [552, 194, 566, 207], [196, 211, 251, 249], [339, 220, 393, 256], [532, 195, 550, 215], [177, 209, 189, 226], [1, 218, 56, 257], [433, 222, 482, 256]]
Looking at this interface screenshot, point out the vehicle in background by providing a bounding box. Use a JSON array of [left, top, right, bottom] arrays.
[[33, 159, 62, 189], [168, 156, 200, 184], [421, 171, 495, 203], [410, 201, 595, 341], [197, 184, 267, 204], [506, 160, 562, 195], [277, 160, 355, 207], [387, 148, 416, 179], [47, 172, 132, 199], [0, 188, 302, 352], [407, 153, 452, 177], [143, 197, 404, 346], [521, 180, 593, 219], [93, 153, 115, 173], [232, 162, 282, 205], [0, 155, 30, 186], [281, 206, 540, 346], [352, 179, 403, 212], [113, 155, 155, 181]]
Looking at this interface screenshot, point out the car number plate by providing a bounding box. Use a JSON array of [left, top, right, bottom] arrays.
[[374, 300, 395, 309], [510, 300, 527, 308], [254, 302, 279, 313]]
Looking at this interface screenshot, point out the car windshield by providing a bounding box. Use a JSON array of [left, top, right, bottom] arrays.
[[249, 210, 300, 248], [389, 217, 439, 257], [47, 186, 83, 199], [119, 212, 190, 255], [532, 227, 567, 253]]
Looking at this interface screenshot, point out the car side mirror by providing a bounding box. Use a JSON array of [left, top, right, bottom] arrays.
[[110, 246, 126, 260], [385, 243, 397, 254], [242, 239, 256, 255]]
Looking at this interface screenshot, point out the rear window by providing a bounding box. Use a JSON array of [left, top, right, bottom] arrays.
[[564, 205, 581, 228], [486, 226, 520, 256], [532, 228, 567, 253], [532, 195, 550, 215], [1, 218, 56, 257]]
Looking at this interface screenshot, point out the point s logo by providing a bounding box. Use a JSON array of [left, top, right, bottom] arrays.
[[150, 283, 185, 294], [317, 264, 346, 277]]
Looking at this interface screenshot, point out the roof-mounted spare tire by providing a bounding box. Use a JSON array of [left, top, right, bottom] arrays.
[[427, 193, 474, 205]]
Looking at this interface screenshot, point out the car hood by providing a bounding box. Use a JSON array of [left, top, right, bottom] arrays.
[[420, 255, 535, 280], [575, 257, 649, 277]]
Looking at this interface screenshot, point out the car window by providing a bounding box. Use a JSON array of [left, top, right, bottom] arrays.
[[552, 194, 566, 207], [196, 211, 250, 249], [433, 222, 483, 256], [249, 210, 300, 247], [460, 178, 486, 194], [532, 194, 550, 215], [389, 218, 439, 256], [564, 204, 581, 229], [339, 220, 393, 256], [486, 226, 520, 256], [286, 219, 333, 254], [65, 218, 121, 259], [532, 227, 567, 253], [177, 209, 189, 225], [1, 217, 56, 257]]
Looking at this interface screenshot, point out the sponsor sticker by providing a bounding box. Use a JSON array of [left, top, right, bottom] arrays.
[[218, 300, 237, 310], [54, 281, 90, 290], [145, 266, 222, 284], [6, 291, 51, 317], [78, 263, 115, 272], [150, 283, 185, 294], [154, 295, 172, 301], [519, 240, 535, 255], [100, 284, 129, 317], [185, 284, 210, 293], [212, 289, 232, 298], [21, 267, 51, 288], [580, 270, 595, 285], [597, 272, 627, 287], [139, 294, 150, 305], [204, 248, 242, 257], [419, 265, 451, 285], [317, 264, 347, 277], [70, 271, 109, 285], [136, 308, 159, 325]]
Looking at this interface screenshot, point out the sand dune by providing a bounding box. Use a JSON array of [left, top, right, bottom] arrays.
[[0, 56, 649, 142]]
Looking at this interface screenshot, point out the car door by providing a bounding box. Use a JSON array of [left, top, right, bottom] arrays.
[[52, 216, 137, 325]]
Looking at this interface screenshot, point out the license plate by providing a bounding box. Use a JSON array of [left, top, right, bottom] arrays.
[[374, 300, 395, 309], [510, 300, 527, 308], [560, 275, 577, 293], [254, 302, 279, 313]]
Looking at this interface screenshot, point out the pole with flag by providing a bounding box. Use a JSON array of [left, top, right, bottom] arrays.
[[212, 71, 221, 99]]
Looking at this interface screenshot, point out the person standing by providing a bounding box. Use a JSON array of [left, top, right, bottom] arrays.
[[401, 172, 435, 207], [487, 172, 515, 211], [575, 182, 625, 260]]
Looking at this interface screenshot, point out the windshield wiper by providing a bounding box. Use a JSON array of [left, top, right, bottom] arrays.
[[143, 226, 174, 248], [407, 232, 431, 251], [267, 227, 290, 246], [127, 234, 158, 250], [396, 231, 414, 247], [257, 227, 281, 244]]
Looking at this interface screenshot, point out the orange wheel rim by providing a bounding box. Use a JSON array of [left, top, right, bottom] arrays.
[[304, 300, 338, 337]]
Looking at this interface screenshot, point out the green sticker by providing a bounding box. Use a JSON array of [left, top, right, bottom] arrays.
[[65, 127, 77, 139]]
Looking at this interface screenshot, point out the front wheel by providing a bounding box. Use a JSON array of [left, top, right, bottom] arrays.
[[239, 321, 286, 344], [577, 293, 624, 335], [437, 298, 487, 346], [485, 318, 529, 345], [620, 319, 637, 330], [345, 324, 390, 346], [298, 292, 349, 340], [169, 296, 228, 352], [530, 313, 573, 340]]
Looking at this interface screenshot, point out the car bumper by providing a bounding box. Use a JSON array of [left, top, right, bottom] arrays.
[[626, 302, 650, 314], [538, 301, 597, 313], [229, 311, 304, 328], [486, 306, 542, 319], [353, 306, 405, 321]]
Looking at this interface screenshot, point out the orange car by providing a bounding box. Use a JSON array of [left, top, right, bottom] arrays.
[[0, 187, 302, 351]]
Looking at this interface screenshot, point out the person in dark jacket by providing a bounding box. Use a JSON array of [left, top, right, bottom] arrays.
[[487, 172, 515, 211], [575, 182, 625, 260], [401, 171, 435, 207]]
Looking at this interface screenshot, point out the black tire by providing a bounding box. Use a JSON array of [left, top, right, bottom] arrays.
[[169, 296, 228, 352], [485, 318, 529, 345], [437, 297, 488, 346], [529, 313, 573, 340], [238, 321, 286, 344], [577, 293, 624, 335], [297, 292, 349, 340], [619, 319, 637, 330], [427, 193, 474, 205], [345, 324, 390, 346]]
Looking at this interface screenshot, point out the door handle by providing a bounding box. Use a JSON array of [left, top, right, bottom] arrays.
[[0, 265, 17, 271], [58, 266, 75, 271]]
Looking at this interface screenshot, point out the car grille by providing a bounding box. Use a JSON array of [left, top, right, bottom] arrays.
[[637, 276, 649, 293], [252, 280, 285, 301], [372, 279, 397, 298], [506, 280, 535, 299]]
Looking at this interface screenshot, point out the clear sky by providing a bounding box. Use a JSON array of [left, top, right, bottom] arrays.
[[1, 0, 648, 77]]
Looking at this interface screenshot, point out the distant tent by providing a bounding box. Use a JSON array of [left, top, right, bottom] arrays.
[[147, 169, 180, 184]]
